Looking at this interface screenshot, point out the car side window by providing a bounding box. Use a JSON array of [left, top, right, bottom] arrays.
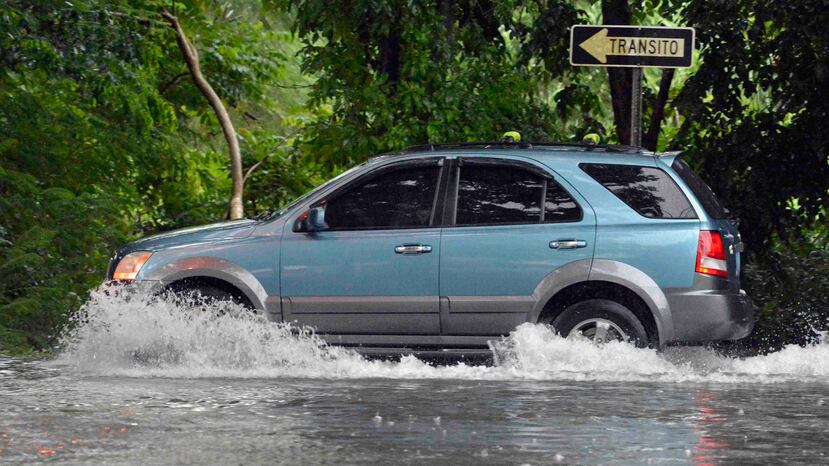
[[324, 165, 441, 230], [544, 180, 582, 223], [581, 163, 697, 219], [455, 163, 581, 225]]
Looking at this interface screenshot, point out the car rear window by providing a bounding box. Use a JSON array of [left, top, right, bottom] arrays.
[[670, 157, 730, 219], [580, 163, 697, 219]]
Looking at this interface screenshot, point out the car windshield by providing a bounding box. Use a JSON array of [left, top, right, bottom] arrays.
[[260, 162, 368, 220]]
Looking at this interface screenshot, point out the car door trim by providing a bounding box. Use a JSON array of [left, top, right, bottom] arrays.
[[320, 334, 494, 348], [446, 295, 535, 313], [282, 296, 440, 314]]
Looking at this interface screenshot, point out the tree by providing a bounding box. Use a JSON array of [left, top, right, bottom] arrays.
[[0, 0, 305, 351], [598, 0, 677, 149], [675, 0, 829, 251], [161, 7, 244, 219], [281, 0, 567, 165]]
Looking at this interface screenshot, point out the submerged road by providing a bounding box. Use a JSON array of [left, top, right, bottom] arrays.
[[1, 293, 827, 464]]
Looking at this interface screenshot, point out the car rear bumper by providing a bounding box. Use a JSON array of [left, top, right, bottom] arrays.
[[667, 287, 755, 342]]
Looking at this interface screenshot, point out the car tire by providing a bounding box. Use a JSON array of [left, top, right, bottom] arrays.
[[166, 282, 251, 313], [552, 299, 648, 347]]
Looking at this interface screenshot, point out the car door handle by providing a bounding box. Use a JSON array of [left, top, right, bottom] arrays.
[[549, 239, 587, 249], [394, 244, 433, 255]]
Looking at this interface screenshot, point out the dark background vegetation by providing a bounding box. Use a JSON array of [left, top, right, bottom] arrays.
[[1, 0, 826, 354]]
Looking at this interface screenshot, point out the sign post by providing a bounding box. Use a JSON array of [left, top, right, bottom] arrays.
[[630, 67, 643, 147], [570, 25, 695, 146]]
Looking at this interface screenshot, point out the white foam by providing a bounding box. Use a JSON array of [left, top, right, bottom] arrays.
[[53, 288, 829, 383]]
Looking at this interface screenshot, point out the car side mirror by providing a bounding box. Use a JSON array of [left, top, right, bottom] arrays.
[[294, 205, 328, 233]]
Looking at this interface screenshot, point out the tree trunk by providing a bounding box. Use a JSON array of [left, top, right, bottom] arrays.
[[440, 0, 455, 36], [378, 9, 402, 90], [161, 9, 244, 220], [643, 69, 675, 151], [602, 0, 633, 145], [601, 1, 675, 149], [438, 0, 456, 53]]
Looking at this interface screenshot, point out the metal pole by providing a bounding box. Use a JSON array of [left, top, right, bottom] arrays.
[[630, 67, 643, 147]]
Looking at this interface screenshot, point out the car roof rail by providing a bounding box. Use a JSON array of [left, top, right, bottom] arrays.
[[400, 141, 649, 155]]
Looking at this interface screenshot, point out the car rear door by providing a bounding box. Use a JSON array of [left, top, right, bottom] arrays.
[[280, 158, 446, 335], [438, 156, 596, 336]]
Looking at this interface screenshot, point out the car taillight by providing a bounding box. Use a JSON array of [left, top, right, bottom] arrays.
[[696, 231, 728, 278]]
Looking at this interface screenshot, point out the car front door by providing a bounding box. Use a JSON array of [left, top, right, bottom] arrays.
[[439, 157, 596, 335], [280, 158, 445, 335]]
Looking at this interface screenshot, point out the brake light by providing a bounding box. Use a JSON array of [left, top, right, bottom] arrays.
[[696, 231, 728, 278]]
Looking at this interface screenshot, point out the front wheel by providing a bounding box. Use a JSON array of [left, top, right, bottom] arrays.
[[165, 282, 252, 315], [552, 299, 648, 347]]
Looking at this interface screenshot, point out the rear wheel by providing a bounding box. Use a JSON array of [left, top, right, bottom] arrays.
[[552, 299, 648, 347]]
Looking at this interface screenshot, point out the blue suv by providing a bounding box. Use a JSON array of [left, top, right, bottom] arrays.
[[108, 143, 754, 354]]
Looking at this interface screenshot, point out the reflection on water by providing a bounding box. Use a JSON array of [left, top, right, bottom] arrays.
[[691, 391, 729, 466], [0, 290, 827, 463]]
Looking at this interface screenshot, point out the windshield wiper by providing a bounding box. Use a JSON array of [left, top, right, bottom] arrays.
[[248, 210, 278, 221]]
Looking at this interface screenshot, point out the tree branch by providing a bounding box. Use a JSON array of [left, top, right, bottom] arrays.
[[602, 0, 633, 144], [242, 128, 303, 184], [243, 157, 269, 185], [159, 72, 188, 94], [161, 8, 245, 220]]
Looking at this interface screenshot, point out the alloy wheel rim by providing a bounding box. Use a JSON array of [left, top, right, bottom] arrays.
[[569, 318, 629, 344]]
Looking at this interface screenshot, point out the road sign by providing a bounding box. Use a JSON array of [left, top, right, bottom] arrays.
[[570, 25, 695, 68]]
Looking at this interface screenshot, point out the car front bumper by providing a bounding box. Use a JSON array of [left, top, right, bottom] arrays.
[[100, 279, 162, 299]]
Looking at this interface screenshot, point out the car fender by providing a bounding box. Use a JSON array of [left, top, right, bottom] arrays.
[[588, 259, 675, 344], [528, 259, 675, 346], [140, 255, 269, 312], [528, 259, 593, 323]]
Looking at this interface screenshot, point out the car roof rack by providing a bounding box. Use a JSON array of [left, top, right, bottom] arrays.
[[400, 141, 648, 155]]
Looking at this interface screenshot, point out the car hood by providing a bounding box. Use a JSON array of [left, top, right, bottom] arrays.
[[123, 219, 259, 253]]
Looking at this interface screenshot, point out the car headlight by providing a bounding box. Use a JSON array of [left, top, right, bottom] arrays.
[[112, 251, 153, 281]]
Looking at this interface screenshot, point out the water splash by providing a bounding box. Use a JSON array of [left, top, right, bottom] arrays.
[[54, 287, 829, 383]]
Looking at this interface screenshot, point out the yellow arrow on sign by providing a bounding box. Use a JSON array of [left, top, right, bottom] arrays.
[[579, 28, 685, 64]]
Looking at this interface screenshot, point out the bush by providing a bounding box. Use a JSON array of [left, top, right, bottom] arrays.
[[0, 167, 131, 353], [719, 239, 829, 355]]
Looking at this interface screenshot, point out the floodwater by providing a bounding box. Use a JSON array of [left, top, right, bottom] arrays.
[[1, 291, 828, 464]]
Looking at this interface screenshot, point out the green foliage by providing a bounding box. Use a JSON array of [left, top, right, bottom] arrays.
[[282, 0, 571, 167], [0, 166, 131, 350], [676, 0, 829, 251], [726, 239, 829, 354], [283, 0, 703, 160], [241, 127, 323, 214], [0, 0, 309, 352]]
